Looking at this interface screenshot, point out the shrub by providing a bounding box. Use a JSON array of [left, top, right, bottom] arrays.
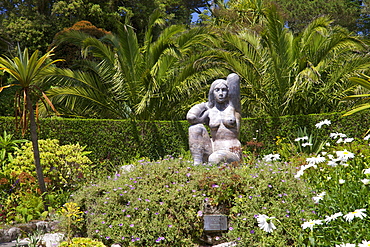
[[287, 119, 370, 246], [3, 139, 92, 191], [1, 111, 370, 164], [0, 139, 93, 223], [70, 157, 313, 246], [59, 237, 106, 247]]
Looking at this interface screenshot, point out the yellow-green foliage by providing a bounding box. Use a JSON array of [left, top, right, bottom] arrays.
[[58, 202, 83, 242], [59, 237, 106, 247], [3, 139, 92, 190]]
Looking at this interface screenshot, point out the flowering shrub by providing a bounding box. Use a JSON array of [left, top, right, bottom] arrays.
[[225, 159, 314, 246], [71, 158, 206, 246], [283, 119, 370, 246], [69, 155, 314, 246]]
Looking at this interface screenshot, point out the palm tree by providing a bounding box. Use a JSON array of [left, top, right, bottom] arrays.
[[44, 10, 225, 120], [210, 5, 370, 117], [342, 74, 370, 116], [0, 46, 62, 210]]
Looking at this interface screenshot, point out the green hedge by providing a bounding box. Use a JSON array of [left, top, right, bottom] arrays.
[[0, 118, 189, 164], [241, 111, 370, 154], [1, 111, 369, 163]]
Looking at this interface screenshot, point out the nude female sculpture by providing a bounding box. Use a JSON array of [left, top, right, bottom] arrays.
[[187, 73, 242, 164]]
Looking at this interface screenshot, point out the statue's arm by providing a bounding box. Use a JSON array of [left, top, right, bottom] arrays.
[[235, 111, 241, 134], [187, 102, 209, 125], [227, 73, 241, 113]]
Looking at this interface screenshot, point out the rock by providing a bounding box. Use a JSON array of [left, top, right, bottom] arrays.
[[213, 241, 237, 247], [0, 221, 60, 243], [0, 227, 20, 243], [40, 233, 64, 247], [120, 165, 135, 173]]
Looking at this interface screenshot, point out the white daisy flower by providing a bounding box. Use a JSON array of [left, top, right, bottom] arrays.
[[343, 138, 354, 143], [294, 161, 320, 178], [295, 136, 309, 142], [327, 160, 338, 167], [336, 150, 355, 162], [343, 209, 367, 222], [324, 212, 343, 223], [361, 178, 370, 185], [363, 168, 370, 174], [256, 214, 277, 233], [294, 169, 305, 178], [364, 135, 370, 140], [262, 153, 280, 162], [312, 192, 326, 203], [339, 179, 346, 184], [336, 138, 343, 144], [330, 132, 347, 139], [336, 244, 356, 247], [301, 219, 323, 230], [358, 240, 370, 247], [306, 155, 326, 165], [302, 142, 313, 147], [315, 119, 331, 128]]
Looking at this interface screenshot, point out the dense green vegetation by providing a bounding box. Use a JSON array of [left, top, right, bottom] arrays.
[[1, 111, 370, 164], [1, 0, 370, 120], [1, 117, 370, 246], [2, 1, 370, 246]]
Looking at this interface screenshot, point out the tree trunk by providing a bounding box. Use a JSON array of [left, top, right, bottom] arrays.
[[25, 88, 49, 211]]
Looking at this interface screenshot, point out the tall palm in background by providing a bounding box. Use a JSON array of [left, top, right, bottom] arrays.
[[211, 5, 370, 117], [44, 10, 225, 120], [342, 73, 370, 116], [0, 47, 61, 209]]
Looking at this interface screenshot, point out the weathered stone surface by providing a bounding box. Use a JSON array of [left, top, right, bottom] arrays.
[[0, 221, 59, 243], [187, 73, 242, 165], [0, 227, 20, 243]]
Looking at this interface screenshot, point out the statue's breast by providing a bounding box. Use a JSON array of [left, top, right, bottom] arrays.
[[209, 111, 236, 130], [209, 119, 221, 130], [223, 116, 236, 128]]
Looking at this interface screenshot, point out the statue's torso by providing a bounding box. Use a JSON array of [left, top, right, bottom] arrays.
[[208, 105, 241, 151]]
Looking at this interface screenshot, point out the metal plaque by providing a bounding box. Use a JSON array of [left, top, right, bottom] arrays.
[[204, 215, 228, 231]]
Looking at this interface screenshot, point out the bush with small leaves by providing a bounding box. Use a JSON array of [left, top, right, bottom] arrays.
[[0, 139, 93, 223], [3, 139, 92, 191], [70, 157, 313, 246], [59, 237, 106, 247]]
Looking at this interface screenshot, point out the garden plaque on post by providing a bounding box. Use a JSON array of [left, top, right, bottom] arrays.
[[204, 215, 228, 231]]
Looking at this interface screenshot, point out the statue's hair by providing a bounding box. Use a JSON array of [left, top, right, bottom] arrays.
[[207, 73, 241, 113], [208, 79, 228, 108]]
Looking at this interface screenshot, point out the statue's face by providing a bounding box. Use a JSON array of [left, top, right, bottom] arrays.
[[214, 83, 228, 103]]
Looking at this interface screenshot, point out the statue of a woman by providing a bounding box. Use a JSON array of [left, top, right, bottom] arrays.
[[187, 73, 241, 164]]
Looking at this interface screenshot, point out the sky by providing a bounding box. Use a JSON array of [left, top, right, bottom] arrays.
[[191, 0, 229, 23]]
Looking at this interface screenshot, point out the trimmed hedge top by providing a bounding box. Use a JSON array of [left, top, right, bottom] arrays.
[[1, 111, 369, 163]]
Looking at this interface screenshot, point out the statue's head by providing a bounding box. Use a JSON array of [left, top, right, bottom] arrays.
[[208, 79, 229, 107]]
